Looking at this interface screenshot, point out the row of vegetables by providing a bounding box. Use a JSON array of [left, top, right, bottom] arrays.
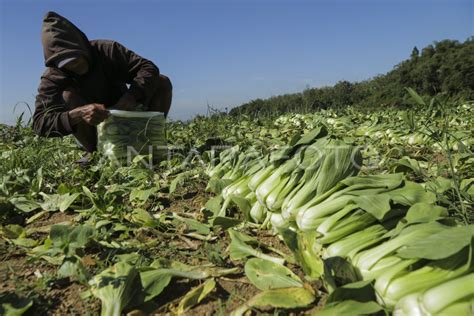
[[2, 97, 472, 315], [205, 120, 473, 315]]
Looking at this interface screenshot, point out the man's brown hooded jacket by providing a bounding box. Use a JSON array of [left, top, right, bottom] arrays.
[[34, 11, 160, 137]]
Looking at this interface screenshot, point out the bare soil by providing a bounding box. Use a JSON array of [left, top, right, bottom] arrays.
[[1, 184, 322, 315]]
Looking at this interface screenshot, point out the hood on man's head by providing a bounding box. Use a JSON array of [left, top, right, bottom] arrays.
[[57, 56, 78, 68], [41, 11, 92, 67]]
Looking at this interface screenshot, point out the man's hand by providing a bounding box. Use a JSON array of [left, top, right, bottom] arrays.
[[113, 92, 137, 111], [68, 103, 109, 126]]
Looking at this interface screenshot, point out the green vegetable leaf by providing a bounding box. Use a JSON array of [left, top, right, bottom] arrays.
[[405, 202, 448, 224], [8, 197, 40, 213], [39, 192, 80, 212], [230, 195, 252, 220], [341, 173, 403, 190], [58, 256, 90, 283], [58, 193, 81, 212], [326, 280, 376, 304], [323, 257, 361, 292], [89, 262, 141, 316], [205, 195, 223, 215], [173, 214, 211, 235], [128, 208, 156, 226], [141, 264, 238, 303], [232, 287, 315, 316], [212, 216, 241, 229], [50, 225, 95, 256], [388, 181, 436, 206], [228, 229, 285, 265], [295, 125, 327, 146], [140, 270, 173, 302], [244, 258, 302, 290], [426, 176, 453, 194], [206, 178, 234, 194], [169, 174, 185, 195], [130, 188, 156, 204], [277, 228, 324, 279], [316, 300, 383, 316], [351, 194, 391, 220], [397, 225, 474, 260], [176, 278, 216, 314]]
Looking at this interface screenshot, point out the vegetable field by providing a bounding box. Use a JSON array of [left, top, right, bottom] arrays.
[[1, 92, 473, 315]]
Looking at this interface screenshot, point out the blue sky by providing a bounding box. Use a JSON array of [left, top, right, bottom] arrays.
[[0, 0, 472, 124]]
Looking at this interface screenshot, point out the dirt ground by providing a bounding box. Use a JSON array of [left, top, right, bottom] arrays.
[[0, 187, 323, 315]]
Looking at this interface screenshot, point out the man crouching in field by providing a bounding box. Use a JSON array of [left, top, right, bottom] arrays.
[[33, 11, 172, 159]]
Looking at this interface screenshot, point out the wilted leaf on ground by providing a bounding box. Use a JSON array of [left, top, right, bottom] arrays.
[[244, 258, 302, 290], [89, 262, 141, 316], [231, 287, 315, 316], [228, 229, 285, 265], [176, 278, 216, 314], [8, 197, 40, 213]]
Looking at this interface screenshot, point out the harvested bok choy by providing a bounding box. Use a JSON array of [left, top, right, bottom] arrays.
[[393, 273, 474, 316]]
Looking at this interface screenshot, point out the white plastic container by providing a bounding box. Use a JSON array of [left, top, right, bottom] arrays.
[[97, 110, 167, 165]]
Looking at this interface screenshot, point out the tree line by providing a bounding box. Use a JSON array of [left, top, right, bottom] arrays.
[[229, 38, 474, 116]]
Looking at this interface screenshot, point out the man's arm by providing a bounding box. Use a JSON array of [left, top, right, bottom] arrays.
[[68, 104, 109, 126], [98, 40, 160, 109], [33, 74, 109, 137], [33, 76, 75, 137]]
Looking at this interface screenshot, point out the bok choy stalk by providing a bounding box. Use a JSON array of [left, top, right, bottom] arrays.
[[316, 203, 359, 234], [266, 169, 303, 212], [317, 208, 378, 244], [218, 148, 263, 182], [393, 273, 474, 316], [207, 146, 240, 178], [311, 142, 362, 195], [436, 300, 474, 316], [278, 144, 325, 212], [375, 246, 472, 308], [296, 195, 354, 231], [281, 144, 361, 221], [216, 184, 247, 218], [325, 224, 387, 259], [222, 152, 248, 181], [250, 201, 267, 224], [239, 155, 267, 177], [270, 213, 290, 230], [264, 173, 291, 211], [218, 159, 266, 217], [279, 181, 305, 220], [248, 164, 275, 191], [255, 155, 300, 206], [352, 222, 448, 275], [295, 173, 404, 230], [222, 176, 251, 200], [279, 153, 326, 219], [361, 256, 410, 281], [207, 162, 229, 179], [206, 157, 228, 178]]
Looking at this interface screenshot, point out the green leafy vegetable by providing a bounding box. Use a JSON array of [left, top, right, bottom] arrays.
[[228, 229, 285, 264], [244, 258, 302, 290], [89, 262, 141, 316], [232, 287, 315, 316], [176, 278, 216, 313]]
